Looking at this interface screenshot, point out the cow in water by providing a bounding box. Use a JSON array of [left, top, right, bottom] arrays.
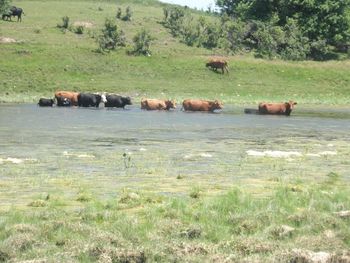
[[182, 99, 223, 112], [78, 93, 106, 108], [206, 58, 229, 74], [55, 91, 79, 106], [38, 98, 54, 107], [104, 95, 132, 109], [258, 101, 297, 116], [141, 98, 176, 110], [2, 6, 24, 22], [56, 96, 72, 107]]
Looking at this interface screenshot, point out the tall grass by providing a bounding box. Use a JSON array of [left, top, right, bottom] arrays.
[[0, 178, 349, 262]]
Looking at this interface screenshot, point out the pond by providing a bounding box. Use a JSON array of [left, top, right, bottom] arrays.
[[1, 104, 350, 208]]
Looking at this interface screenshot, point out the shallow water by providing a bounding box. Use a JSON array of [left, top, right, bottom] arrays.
[[1, 104, 350, 207]]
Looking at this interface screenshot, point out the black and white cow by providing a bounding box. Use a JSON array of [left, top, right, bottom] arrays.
[[56, 96, 72, 107], [104, 95, 132, 109], [38, 98, 54, 107]]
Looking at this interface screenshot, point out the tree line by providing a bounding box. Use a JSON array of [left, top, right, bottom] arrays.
[[163, 0, 350, 60]]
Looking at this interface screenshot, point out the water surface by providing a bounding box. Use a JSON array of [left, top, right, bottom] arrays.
[[1, 104, 349, 208]]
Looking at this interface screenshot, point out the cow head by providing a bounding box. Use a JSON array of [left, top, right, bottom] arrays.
[[122, 97, 132, 105], [284, 101, 297, 116], [101, 93, 107, 103], [165, 100, 176, 110], [211, 100, 223, 111]]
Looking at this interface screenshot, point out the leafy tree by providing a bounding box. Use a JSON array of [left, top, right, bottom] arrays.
[[132, 29, 155, 56], [97, 18, 126, 52], [0, 0, 11, 14]]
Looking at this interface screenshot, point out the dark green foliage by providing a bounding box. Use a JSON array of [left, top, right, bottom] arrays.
[[132, 28, 154, 56], [216, 0, 350, 60], [122, 6, 133, 21], [162, 6, 186, 36], [116, 7, 122, 19], [0, 0, 11, 14], [97, 18, 126, 52], [57, 16, 70, 29], [74, 25, 84, 35]]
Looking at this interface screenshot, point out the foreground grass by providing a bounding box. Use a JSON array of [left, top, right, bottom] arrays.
[[0, 176, 349, 262], [0, 0, 350, 105]]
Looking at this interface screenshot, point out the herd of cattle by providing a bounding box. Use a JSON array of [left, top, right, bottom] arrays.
[[38, 91, 297, 115]]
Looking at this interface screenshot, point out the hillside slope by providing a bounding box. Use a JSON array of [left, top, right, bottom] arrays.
[[0, 0, 350, 105]]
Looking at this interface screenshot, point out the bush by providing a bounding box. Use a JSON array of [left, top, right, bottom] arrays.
[[57, 16, 70, 29], [97, 18, 126, 52], [116, 7, 122, 19], [163, 6, 186, 37], [74, 25, 84, 35], [132, 29, 154, 56], [121, 6, 132, 21]]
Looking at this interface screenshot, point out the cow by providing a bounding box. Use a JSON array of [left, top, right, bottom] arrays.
[[258, 101, 297, 116], [78, 93, 105, 108], [38, 98, 54, 107], [206, 58, 229, 74], [104, 95, 132, 109], [182, 99, 223, 112], [56, 96, 71, 107], [140, 98, 176, 111], [2, 6, 24, 22], [54, 91, 79, 106]]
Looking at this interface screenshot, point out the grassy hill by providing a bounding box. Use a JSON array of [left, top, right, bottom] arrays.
[[0, 0, 349, 106]]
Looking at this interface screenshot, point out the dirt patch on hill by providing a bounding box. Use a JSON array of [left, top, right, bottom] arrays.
[[0, 37, 16, 43], [73, 21, 94, 28]]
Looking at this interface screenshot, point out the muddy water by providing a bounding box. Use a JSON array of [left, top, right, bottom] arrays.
[[1, 104, 350, 207]]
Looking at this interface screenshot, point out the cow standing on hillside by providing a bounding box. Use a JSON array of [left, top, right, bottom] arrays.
[[2, 6, 24, 22], [206, 58, 229, 74]]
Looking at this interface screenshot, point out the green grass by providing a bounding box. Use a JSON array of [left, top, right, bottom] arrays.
[[0, 177, 349, 262], [0, 0, 350, 105]]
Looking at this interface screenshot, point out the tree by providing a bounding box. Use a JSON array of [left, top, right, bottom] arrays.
[[0, 0, 11, 14], [132, 29, 155, 56], [97, 18, 126, 52]]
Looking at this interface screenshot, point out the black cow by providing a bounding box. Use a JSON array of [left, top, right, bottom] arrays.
[[56, 96, 71, 107], [38, 98, 54, 107], [2, 6, 24, 22], [78, 93, 103, 108], [104, 95, 132, 108]]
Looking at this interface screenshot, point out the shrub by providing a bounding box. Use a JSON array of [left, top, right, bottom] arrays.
[[122, 6, 132, 21], [132, 29, 154, 56], [163, 6, 186, 37], [57, 16, 70, 29], [74, 25, 84, 35], [97, 18, 126, 52], [116, 7, 122, 19]]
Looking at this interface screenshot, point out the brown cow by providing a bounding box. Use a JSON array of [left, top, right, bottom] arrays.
[[206, 58, 229, 74], [54, 91, 79, 106], [182, 99, 223, 112], [141, 98, 176, 110], [258, 101, 297, 116]]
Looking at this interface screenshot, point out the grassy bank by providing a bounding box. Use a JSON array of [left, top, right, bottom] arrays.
[[0, 176, 349, 262], [0, 0, 350, 105]]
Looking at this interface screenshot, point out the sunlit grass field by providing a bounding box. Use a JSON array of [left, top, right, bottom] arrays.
[[0, 0, 350, 105]]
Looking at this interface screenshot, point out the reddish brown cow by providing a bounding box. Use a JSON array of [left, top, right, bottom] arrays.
[[54, 91, 79, 106], [258, 101, 297, 116], [206, 58, 229, 74], [141, 98, 176, 110], [182, 99, 223, 112]]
